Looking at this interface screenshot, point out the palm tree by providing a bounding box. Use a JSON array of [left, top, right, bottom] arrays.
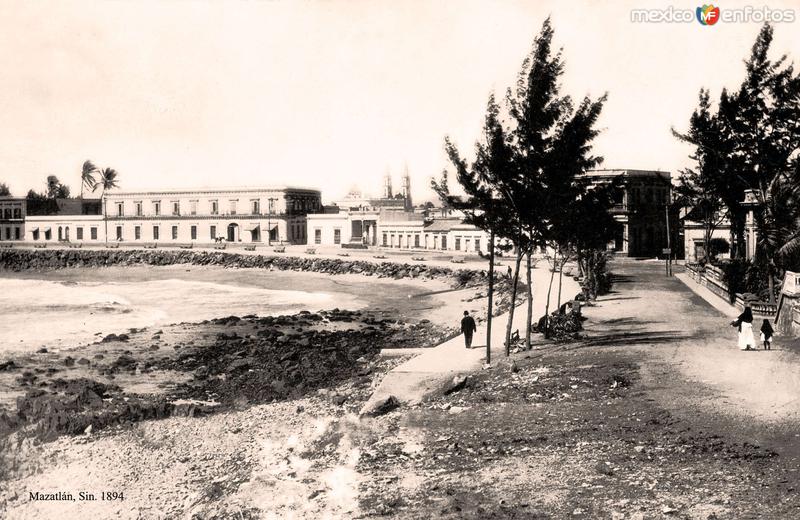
[[94, 167, 120, 244], [755, 167, 800, 304], [80, 160, 98, 198], [94, 167, 119, 196]]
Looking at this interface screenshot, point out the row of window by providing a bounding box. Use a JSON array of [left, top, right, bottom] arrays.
[[0, 226, 22, 240], [113, 197, 320, 218], [312, 228, 342, 245], [381, 232, 484, 252], [113, 224, 279, 242], [1, 208, 23, 220], [31, 227, 99, 241], [115, 199, 279, 218]]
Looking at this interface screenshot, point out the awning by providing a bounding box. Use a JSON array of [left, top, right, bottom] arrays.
[[29, 227, 39, 233], [262, 224, 278, 231], [245, 223, 260, 231], [43, 227, 51, 232]]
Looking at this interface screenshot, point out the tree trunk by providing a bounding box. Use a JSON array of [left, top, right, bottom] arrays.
[[525, 249, 533, 350], [768, 262, 776, 305], [505, 248, 524, 356], [544, 251, 557, 339], [486, 230, 495, 365], [557, 258, 565, 309]]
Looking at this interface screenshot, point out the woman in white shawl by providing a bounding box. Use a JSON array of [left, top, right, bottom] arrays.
[[731, 306, 756, 351]]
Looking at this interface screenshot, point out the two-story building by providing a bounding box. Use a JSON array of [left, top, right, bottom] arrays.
[[0, 197, 25, 241], [102, 186, 321, 244]]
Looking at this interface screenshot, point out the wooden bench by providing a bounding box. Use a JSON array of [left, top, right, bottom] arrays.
[[337, 252, 350, 257], [411, 256, 425, 261], [143, 243, 157, 249], [179, 243, 193, 250], [244, 245, 256, 251], [0, 243, 13, 249], [67, 243, 82, 249], [373, 255, 387, 260], [272, 246, 285, 253], [450, 258, 466, 264], [106, 243, 120, 249], [213, 243, 226, 250], [34, 244, 48, 249], [305, 248, 316, 255]]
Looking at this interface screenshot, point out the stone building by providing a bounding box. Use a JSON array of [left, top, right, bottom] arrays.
[[583, 169, 674, 257]]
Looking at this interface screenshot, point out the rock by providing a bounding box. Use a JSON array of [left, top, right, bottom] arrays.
[[595, 462, 614, 476], [332, 395, 347, 406], [77, 358, 90, 365], [443, 375, 468, 395], [0, 360, 18, 371], [37, 347, 48, 353], [84, 424, 93, 435], [510, 360, 519, 373], [362, 395, 400, 417], [227, 357, 256, 372], [64, 356, 75, 367]]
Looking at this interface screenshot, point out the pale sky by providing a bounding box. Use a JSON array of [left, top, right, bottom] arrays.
[[1, 0, 798, 203]]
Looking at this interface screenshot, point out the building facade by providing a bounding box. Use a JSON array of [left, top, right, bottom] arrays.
[[102, 187, 320, 244], [0, 197, 25, 242], [583, 169, 674, 257]]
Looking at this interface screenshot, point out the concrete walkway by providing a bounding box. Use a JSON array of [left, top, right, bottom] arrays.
[[361, 267, 581, 413], [674, 272, 739, 318]]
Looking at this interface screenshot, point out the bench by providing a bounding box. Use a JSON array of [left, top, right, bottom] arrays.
[[0, 243, 13, 249], [305, 248, 316, 255], [143, 243, 157, 249], [244, 245, 256, 251], [67, 243, 82, 249], [337, 252, 350, 257], [34, 244, 47, 249], [272, 246, 285, 253], [213, 243, 226, 250], [179, 243, 193, 250], [411, 256, 425, 261], [450, 258, 466, 264], [373, 255, 387, 260], [106, 243, 120, 249]]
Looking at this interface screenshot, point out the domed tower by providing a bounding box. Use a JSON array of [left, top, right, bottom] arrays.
[[383, 170, 393, 199], [401, 164, 412, 210]]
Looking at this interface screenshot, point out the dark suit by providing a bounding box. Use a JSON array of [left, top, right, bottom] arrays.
[[461, 315, 477, 348]]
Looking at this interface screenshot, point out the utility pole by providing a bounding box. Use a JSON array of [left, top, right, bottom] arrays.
[[486, 229, 494, 365], [664, 203, 672, 276]]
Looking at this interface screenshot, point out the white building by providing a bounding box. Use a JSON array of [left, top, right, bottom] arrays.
[[307, 208, 499, 254], [102, 186, 320, 245]]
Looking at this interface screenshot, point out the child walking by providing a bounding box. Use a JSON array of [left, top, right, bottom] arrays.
[[760, 319, 774, 350]]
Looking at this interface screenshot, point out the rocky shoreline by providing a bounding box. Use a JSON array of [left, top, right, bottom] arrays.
[[0, 249, 492, 288], [0, 310, 457, 444]]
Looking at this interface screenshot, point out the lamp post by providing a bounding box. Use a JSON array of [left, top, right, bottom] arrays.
[[267, 197, 277, 246]]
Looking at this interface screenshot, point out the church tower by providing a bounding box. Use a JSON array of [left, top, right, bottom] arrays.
[[383, 170, 393, 199], [401, 164, 412, 210]]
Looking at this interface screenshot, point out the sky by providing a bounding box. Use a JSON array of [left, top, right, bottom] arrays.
[[0, 0, 799, 203]]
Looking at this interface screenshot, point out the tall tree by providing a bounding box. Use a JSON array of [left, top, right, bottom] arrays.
[[507, 17, 607, 340], [94, 167, 120, 244], [673, 89, 731, 262], [94, 167, 120, 196], [433, 94, 520, 363], [0, 183, 10, 196], [80, 160, 98, 198], [755, 163, 800, 303], [45, 175, 70, 199]]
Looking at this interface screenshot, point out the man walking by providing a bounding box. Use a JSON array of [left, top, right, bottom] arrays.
[[461, 310, 477, 349]]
